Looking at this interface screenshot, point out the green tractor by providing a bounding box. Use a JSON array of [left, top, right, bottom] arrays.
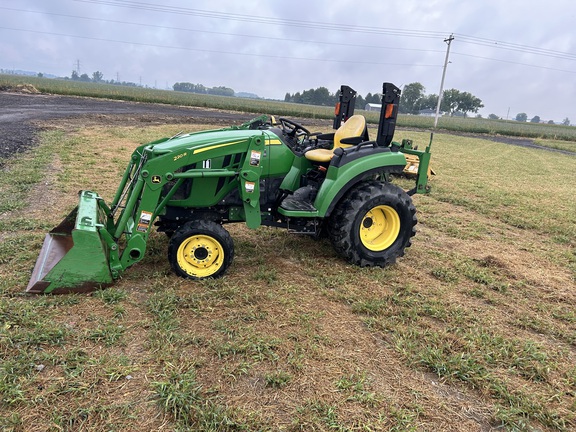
[[27, 82, 432, 294]]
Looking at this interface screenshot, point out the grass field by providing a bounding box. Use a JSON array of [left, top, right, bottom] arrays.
[[0, 115, 575, 431], [3, 73, 576, 145]]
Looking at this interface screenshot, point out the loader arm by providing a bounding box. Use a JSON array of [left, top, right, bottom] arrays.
[[27, 133, 266, 294]]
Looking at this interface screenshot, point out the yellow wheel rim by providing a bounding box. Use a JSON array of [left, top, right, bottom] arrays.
[[360, 205, 400, 251], [176, 234, 224, 278]]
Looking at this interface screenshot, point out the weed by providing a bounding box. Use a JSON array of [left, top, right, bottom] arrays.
[[351, 299, 387, 316], [212, 334, 280, 362], [222, 361, 252, 381], [0, 412, 22, 431], [253, 265, 278, 284], [153, 366, 250, 430], [103, 355, 134, 381], [93, 287, 127, 304], [293, 401, 344, 431], [335, 372, 380, 407], [430, 266, 459, 283], [265, 370, 292, 388], [147, 289, 180, 328], [0, 363, 27, 404], [389, 406, 422, 432], [85, 322, 125, 346], [153, 367, 203, 426], [62, 348, 90, 378]]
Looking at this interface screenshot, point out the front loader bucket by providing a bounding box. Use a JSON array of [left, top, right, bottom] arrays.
[[26, 191, 113, 294]]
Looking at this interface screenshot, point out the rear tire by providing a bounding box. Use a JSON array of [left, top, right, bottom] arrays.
[[168, 220, 234, 279], [328, 181, 416, 267]]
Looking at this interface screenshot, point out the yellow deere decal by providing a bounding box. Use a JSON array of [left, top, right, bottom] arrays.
[[267, 139, 282, 146], [193, 141, 243, 155], [173, 152, 187, 161]]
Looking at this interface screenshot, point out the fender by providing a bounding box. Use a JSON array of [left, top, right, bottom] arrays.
[[314, 147, 406, 217]]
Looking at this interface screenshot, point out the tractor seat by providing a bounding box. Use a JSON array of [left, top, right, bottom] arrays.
[[305, 115, 367, 163]]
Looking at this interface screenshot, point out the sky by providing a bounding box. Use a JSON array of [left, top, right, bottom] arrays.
[[1, 0, 575, 122]]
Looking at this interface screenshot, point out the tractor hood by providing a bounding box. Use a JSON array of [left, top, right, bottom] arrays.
[[146, 128, 276, 156]]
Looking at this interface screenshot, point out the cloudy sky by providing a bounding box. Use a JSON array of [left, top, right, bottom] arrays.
[[1, 0, 575, 122]]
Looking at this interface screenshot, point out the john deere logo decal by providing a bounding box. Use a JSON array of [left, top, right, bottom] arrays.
[[151, 175, 161, 184]]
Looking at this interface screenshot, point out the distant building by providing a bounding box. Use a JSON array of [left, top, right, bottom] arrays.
[[365, 103, 382, 112]]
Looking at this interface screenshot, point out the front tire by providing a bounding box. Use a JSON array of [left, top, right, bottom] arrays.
[[168, 220, 234, 279], [328, 182, 416, 267]]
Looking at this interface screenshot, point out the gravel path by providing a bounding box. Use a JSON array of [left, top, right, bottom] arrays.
[[0, 91, 254, 159]]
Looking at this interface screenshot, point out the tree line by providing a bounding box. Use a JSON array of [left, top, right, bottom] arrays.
[[173, 82, 235, 97], [400, 82, 484, 117], [514, 112, 570, 125], [284, 83, 485, 117], [284, 87, 381, 108], [67, 70, 140, 87]]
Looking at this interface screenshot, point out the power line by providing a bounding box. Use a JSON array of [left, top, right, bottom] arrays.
[[73, 0, 448, 38], [0, 26, 443, 68], [0, 6, 445, 55], [455, 33, 576, 61], [452, 51, 576, 74], [71, 0, 576, 63]]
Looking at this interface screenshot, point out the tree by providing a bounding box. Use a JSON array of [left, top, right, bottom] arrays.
[[299, 89, 315, 105], [440, 89, 484, 116], [400, 82, 425, 114], [173, 82, 209, 93], [284, 87, 339, 106], [515, 113, 527, 122], [440, 89, 459, 115], [488, 114, 500, 120], [562, 117, 571, 126], [92, 71, 104, 82], [547, 120, 555, 124], [311, 86, 333, 106], [71, 70, 79, 81], [207, 86, 234, 97], [364, 92, 380, 104], [173, 82, 192, 92], [419, 94, 438, 111], [457, 92, 484, 116], [530, 115, 541, 123]]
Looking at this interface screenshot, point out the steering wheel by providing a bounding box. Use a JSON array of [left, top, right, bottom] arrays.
[[279, 117, 310, 139]]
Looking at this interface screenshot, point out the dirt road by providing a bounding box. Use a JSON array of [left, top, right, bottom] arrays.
[[0, 91, 255, 159]]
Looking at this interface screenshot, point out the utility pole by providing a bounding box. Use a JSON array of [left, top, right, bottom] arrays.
[[434, 34, 454, 128], [75, 59, 81, 74]]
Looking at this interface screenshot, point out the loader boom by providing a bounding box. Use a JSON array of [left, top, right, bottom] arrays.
[[28, 132, 268, 293]]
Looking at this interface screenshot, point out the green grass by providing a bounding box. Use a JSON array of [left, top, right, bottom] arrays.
[[0, 117, 575, 430]]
